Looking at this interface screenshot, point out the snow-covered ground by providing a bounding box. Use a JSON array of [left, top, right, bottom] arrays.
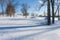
[[0, 16, 60, 40], [0, 16, 46, 27], [0, 22, 60, 40]]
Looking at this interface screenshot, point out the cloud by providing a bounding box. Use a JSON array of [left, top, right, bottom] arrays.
[[38, 0, 43, 4]]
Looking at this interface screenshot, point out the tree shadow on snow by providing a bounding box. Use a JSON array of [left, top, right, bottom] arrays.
[[11, 26, 60, 40], [0, 24, 47, 30]]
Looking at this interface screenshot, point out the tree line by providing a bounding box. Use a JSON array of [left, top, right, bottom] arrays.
[[0, 0, 60, 25], [39, 0, 60, 25], [0, 0, 29, 17]]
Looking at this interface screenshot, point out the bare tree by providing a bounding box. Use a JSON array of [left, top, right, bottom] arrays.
[[5, 0, 20, 17], [38, 0, 51, 25], [57, 0, 60, 20], [0, 0, 8, 15], [6, 2, 15, 17], [21, 3, 29, 18], [47, 0, 51, 25], [0, 0, 20, 16], [39, 0, 47, 10], [51, 0, 55, 24], [38, 0, 60, 25]]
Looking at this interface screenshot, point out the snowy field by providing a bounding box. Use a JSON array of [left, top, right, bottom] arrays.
[[0, 16, 46, 27], [0, 16, 59, 40]]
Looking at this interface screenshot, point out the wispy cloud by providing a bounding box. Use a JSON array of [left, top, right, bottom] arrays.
[[38, 0, 43, 4]]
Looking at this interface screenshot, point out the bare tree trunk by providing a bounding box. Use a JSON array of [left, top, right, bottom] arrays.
[[44, 11, 46, 16], [51, 0, 55, 24], [58, 5, 59, 20], [57, 0, 60, 20], [25, 16, 27, 18], [47, 0, 51, 25], [1, 3, 4, 15]]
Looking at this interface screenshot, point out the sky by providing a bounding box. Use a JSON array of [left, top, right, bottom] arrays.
[[16, 0, 47, 15], [0, 0, 47, 16]]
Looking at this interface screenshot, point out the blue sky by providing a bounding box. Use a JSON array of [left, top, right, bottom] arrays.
[[16, 0, 46, 14], [15, 0, 59, 16], [16, 0, 40, 14], [0, 0, 47, 15]]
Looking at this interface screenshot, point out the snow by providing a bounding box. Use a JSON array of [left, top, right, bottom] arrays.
[[0, 16, 60, 40], [0, 24, 60, 40], [0, 16, 46, 27]]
